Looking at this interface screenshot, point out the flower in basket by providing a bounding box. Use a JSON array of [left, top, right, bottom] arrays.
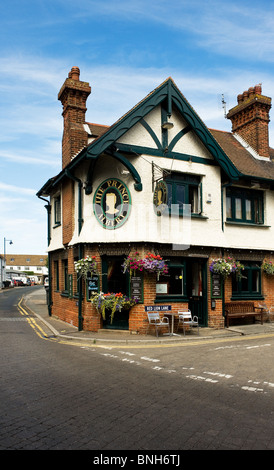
[[122, 252, 168, 280], [230, 259, 245, 280], [90, 292, 138, 324], [210, 257, 244, 279], [74, 256, 98, 279], [142, 252, 169, 280], [262, 260, 274, 275], [121, 252, 144, 276]]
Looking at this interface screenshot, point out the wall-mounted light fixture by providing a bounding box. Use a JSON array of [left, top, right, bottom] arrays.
[[162, 120, 174, 130]]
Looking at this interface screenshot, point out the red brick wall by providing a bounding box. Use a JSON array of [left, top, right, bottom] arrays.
[[58, 67, 91, 169], [62, 180, 75, 246], [227, 86, 271, 158]]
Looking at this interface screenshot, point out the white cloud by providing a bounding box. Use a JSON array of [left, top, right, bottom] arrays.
[[0, 182, 35, 195]]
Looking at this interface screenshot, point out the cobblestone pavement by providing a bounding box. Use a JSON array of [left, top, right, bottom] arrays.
[[1, 286, 274, 453]]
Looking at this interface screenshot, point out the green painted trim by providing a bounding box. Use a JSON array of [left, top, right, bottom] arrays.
[[107, 150, 143, 191], [85, 149, 142, 194], [117, 142, 218, 166], [169, 125, 191, 152], [140, 118, 162, 150]]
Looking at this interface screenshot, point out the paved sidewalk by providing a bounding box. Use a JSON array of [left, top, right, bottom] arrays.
[[9, 287, 274, 345]]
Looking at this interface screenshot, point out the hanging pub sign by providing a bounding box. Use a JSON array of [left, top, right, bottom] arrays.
[[93, 178, 131, 229], [153, 180, 168, 215]]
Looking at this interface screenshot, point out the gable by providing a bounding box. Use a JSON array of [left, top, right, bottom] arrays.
[[38, 77, 241, 199], [82, 78, 240, 182]]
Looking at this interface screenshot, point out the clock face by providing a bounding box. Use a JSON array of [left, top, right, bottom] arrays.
[[93, 178, 131, 229]]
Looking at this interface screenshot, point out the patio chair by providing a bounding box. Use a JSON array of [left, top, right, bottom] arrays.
[[176, 310, 199, 335], [146, 312, 170, 337], [258, 303, 274, 323]]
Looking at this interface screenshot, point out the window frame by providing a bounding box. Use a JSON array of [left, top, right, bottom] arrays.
[[232, 261, 263, 300], [226, 187, 264, 225], [164, 173, 202, 216], [54, 194, 61, 227], [54, 260, 59, 291], [62, 259, 69, 295], [156, 259, 187, 302]]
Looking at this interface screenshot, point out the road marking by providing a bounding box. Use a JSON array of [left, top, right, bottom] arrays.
[[17, 296, 53, 340], [186, 375, 218, 383], [203, 371, 233, 379]]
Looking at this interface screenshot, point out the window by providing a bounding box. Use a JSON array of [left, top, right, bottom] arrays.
[[165, 173, 201, 215], [54, 195, 61, 226], [62, 259, 68, 293], [232, 262, 262, 299], [156, 259, 186, 300], [226, 188, 263, 224], [54, 260, 59, 291]]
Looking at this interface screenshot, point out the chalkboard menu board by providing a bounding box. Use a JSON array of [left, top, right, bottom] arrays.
[[211, 273, 222, 298], [130, 275, 143, 303], [87, 275, 99, 299]]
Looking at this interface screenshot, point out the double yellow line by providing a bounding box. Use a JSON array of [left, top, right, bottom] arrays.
[[17, 296, 53, 341]]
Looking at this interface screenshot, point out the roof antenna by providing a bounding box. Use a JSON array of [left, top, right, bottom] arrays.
[[221, 94, 227, 118]]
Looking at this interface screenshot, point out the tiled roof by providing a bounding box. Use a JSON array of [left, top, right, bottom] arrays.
[[85, 122, 109, 138], [2, 255, 47, 266], [210, 129, 274, 181]]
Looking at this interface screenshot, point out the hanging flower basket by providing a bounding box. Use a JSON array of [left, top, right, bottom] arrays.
[[90, 292, 138, 323], [262, 260, 274, 275], [210, 257, 244, 280], [74, 256, 98, 280], [122, 252, 168, 280]]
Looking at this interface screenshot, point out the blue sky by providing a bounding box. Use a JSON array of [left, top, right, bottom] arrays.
[[1, 0, 274, 255]]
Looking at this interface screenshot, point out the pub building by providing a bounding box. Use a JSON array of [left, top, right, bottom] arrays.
[[37, 67, 274, 333]]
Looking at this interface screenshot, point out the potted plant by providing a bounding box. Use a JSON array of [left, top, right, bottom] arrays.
[[90, 292, 138, 324], [262, 260, 274, 275], [210, 257, 244, 280], [122, 252, 168, 280], [74, 256, 98, 280]]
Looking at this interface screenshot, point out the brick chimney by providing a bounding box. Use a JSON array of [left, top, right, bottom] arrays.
[[58, 67, 91, 169], [227, 85, 272, 158]]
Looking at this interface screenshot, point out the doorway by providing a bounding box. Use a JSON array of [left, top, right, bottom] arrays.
[[101, 255, 129, 329], [187, 259, 207, 326]]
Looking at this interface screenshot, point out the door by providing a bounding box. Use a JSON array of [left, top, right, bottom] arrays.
[[187, 259, 207, 326], [101, 255, 129, 329]]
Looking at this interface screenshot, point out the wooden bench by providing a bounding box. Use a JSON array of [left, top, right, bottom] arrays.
[[225, 302, 264, 328]]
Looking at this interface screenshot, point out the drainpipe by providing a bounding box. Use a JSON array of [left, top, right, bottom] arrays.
[[38, 195, 52, 316], [78, 244, 84, 331]]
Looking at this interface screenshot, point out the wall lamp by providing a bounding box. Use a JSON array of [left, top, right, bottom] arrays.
[[162, 120, 174, 130]]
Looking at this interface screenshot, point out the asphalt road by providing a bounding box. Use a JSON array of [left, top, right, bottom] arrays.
[[1, 287, 274, 455]]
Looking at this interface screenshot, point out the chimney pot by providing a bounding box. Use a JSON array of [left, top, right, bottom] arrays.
[[58, 67, 91, 168], [254, 84, 262, 95], [248, 87, 255, 98], [70, 66, 80, 80], [227, 84, 271, 158]]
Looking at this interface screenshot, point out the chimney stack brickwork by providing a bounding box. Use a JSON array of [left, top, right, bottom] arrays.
[[58, 67, 91, 169], [227, 85, 272, 158]]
